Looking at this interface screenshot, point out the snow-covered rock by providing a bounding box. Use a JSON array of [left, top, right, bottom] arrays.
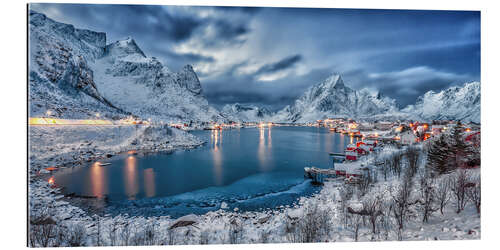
[[273, 74, 401, 122], [221, 103, 274, 122], [29, 10, 222, 122], [29, 10, 125, 119], [93, 36, 222, 122], [402, 82, 480, 123]]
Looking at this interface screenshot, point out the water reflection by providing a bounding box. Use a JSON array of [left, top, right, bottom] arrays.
[[325, 130, 332, 152], [267, 127, 272, 148], [90, 162, 108, 198], [143, 168, 156, 198], [258, 127, 272, 171], [124, 156, 139, 198], [211, 130, 223, 185], [339, 133, 345, 152]]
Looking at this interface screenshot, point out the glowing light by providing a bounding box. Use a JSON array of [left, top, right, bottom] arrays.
[[95, 113, 100, 118], [48, 176, 55, 185], [46, 110, 52, 116], [29, 117, 113, 125]]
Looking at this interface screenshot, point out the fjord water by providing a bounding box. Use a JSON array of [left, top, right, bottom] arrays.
[[51, 126, 355, 217]]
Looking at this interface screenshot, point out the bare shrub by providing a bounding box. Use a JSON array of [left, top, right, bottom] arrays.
[[418, 173, 438, 223], [357, 171, 372, 197], [119, 221, 132, 246], [143, 220, 158, 245], [228, 218, 243, 244], [67, 223, 87, 247], [339, 185, 354, 228], [108, 219, 119, 246], [405, 146, 421, 178], [350, 213, 363, 242], [390, 174, 414, 240], [435, 176, 452, 215], [389, 152, 403, 178], [300, 203, 331, 242], [451, 169, 469, 213], [29, 210, 57, 247], [466, 174, 481, 214]]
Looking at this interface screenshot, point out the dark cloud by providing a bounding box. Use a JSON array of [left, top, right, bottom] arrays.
[[255, 54, 303, 75], [29, 4, 480, 110], [29, 3, 255, 70]]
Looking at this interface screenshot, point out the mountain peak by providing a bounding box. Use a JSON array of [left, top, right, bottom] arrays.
[[104, 37, 146, 58], [323, 73, 344, 89]]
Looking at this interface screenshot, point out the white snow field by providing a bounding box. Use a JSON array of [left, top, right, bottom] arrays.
[[28, 125, 203, 174]]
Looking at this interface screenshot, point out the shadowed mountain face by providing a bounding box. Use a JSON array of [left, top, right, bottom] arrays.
[[29, 10, 222, 122]]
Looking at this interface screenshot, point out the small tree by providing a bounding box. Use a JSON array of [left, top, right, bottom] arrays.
[[405, 146, 421, 178], [451, 169, 469, 213], [435, 176, 452, 215], [426, 135, 452, 174], [418, 174, 438, 223], [390, 174, 414, 240], [466, 175, 481, 214]]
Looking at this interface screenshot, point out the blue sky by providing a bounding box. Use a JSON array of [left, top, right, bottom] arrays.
[[30, 4, 480, 110]]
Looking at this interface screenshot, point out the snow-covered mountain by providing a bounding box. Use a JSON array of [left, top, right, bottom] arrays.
[[402, 82, 480, 123], [29, 10, 126, 119], [29, 10, 222, 122], [221, 103, 274, 122], [92, 37, 221, 122], [273, 74, 401, 123]]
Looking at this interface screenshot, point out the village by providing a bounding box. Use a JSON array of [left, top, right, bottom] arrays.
[[303, 118, 481, 185]]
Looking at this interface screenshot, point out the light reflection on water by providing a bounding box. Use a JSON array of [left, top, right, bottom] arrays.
[[50, 127, 357, 203], [124, 156, 139, 199], [90, 162, 107, 198], [143, 168, 156, 198], [211, 129, 223, 185]]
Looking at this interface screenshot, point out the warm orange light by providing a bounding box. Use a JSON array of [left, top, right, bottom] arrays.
[[29, 117, 113, 125], [466, 128, 471, 132], [48, 176, 55, 185]]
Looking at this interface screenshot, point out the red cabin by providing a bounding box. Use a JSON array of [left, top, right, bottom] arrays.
[[355, 147, 368, 155], [345, 150, 358, 161], [346, 143, 357, 151]]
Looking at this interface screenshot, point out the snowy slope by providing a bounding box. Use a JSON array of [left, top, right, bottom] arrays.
[[402, 82, 480, 123], [273, 74, 401, 123], [29, 10, 222, 122], [28, 10, 126, 119], [221, 103, 274, 122], [92, 37, 222, 122]]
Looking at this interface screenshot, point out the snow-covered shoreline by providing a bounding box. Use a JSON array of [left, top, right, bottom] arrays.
[[28, 129, 480, 246]]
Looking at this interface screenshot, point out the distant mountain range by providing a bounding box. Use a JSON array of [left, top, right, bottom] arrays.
[[221, 103, 273, 122], [29, 10, 480, 124]]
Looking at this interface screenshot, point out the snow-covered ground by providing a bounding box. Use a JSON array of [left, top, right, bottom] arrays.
[[28, 125, 203, 175], [28, 136, 480, 246]]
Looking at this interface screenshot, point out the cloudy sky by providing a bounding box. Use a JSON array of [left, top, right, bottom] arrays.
[[30, 4, 480, 110]]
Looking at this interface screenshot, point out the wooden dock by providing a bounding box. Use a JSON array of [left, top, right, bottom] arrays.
[[329, 152, 346, 157], [304, 167, 338, 184]]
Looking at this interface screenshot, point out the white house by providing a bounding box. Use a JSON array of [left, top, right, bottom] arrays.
[[400, 130, 417, 145]]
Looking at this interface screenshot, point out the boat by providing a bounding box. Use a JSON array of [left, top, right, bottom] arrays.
[[98, 163, 111, 166]]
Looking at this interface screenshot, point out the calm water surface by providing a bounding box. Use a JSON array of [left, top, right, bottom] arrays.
[[51, 126, 357, 217]]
